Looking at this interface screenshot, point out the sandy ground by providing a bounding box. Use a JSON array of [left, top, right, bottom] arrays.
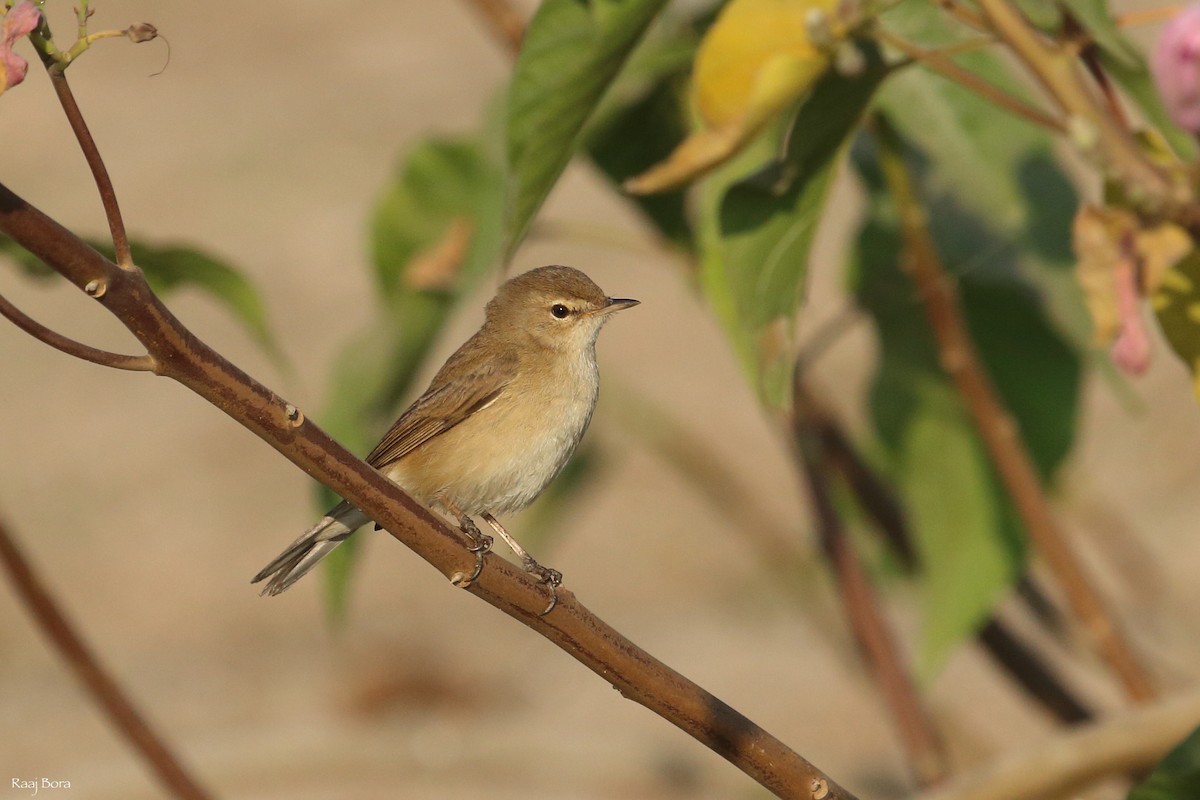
[[2, 2, 1199, 799]]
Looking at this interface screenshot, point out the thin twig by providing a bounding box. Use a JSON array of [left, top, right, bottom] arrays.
[[0, 514, 212, 800], [792, 376, 949, 788], [873, 116, 1156, 704], [930, 0, 989, 32], [461, 0, 524, 56], [975, 0, 1193, 228], [1062, 13, 1129, 129], [0, 289, 155, 371], [977, 619, 1093, 724], [0, 181, 861, 800], [876, 27, 1066, 133], [1115, 5, 1183, 28], [45, 71, 133, 270]]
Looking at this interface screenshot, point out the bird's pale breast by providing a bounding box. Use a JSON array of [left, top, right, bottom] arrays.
[[384, 349, 599, 516]]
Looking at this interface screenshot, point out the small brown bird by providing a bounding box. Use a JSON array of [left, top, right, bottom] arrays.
[[252, 265, 638, 612]]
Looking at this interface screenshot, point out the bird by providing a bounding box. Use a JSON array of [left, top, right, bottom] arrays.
[[252, 265, 638, 613]]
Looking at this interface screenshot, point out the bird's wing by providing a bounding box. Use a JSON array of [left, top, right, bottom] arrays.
[[364, 343, 518, 470]]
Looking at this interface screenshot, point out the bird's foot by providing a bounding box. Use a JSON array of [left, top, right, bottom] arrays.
[[523, 558, 562, 616], [452, 515, 492, 587]]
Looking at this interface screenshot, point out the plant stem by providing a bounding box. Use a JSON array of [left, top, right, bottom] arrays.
[[0, 289, 155, 371], [0, 515, 211, 799], [792, 377, 949, 788], [975, 0, 1192, 224], [46, 71, 133, 269], [873, 116, 1156, 704]]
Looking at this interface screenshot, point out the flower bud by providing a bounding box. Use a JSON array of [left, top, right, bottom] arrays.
[[1151, 3, 1200, 132]]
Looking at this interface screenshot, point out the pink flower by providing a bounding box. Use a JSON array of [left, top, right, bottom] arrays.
[[1, 1, 40, 94], [1152, 4, 1200, 132]]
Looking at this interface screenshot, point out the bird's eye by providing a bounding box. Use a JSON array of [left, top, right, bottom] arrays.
[[551, 304, 570, 319]]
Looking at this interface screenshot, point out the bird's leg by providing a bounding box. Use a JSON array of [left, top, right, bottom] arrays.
[[441, 500, 491, 586], [483, 513, 561, 615]]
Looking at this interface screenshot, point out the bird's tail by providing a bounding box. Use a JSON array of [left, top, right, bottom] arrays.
[[251, 501, 370, 596]]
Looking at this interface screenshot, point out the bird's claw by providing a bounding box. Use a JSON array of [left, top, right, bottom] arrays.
[[526, 561, 562, 616], [454, 517, 492, 587]]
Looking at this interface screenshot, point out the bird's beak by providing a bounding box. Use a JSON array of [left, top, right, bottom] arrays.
[[598, 297, 639, 315]]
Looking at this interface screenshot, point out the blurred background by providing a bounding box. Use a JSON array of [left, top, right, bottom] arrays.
[[2, 1, 1199, 798]]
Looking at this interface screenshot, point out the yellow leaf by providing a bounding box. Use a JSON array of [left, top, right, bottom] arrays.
[[626, 0, 844, 195], [1072, 204, 1133, 345], [694, 0, 840, 128], [1135, 221, 1191, 292]]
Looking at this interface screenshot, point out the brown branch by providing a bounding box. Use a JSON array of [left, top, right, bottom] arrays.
[[792, 376, 949, 788], [46, 71, 133, 269], [461, 0, 524, 56], [922, 688, 1200, 800], [1062, 13, 1129, 130], [873, 117, 1156, 704], [976, 619, 1093, 724], [0, 184, 860, 800], [1115, 5, 1184, 29], [929, 0, 989, 32], [0, 289, 155, 371], [0, 514, 212, 799], [974, 0, 1193, 226]]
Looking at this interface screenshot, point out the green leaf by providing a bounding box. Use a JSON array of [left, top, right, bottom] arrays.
[[1129, 726, 1200, 800], [586, 78, 693, 247], [1154, 249, 1200, 404], [899, 380, 1022, 677], [700, 40, 888, 407], [850, 126, 1081, 675], [876, 0, 1090, 346], [372, 137, 504, 304], [505, 0, 669, 260], [127, 242, 286, 365], [319, 132, 506, 617]]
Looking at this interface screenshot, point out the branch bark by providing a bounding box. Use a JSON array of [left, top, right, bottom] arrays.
[[0, 182, 858, 800], [0, 514, 211, 800], [873, 117, 1156, 704]]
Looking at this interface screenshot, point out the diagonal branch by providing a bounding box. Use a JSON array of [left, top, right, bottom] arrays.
[[46, 70, 133, 270], [873, 115, 1156, 704], [792, 376, 949, 788], [0, 514, 211, 800], [0, 289, 155, 371], [0, 182, 859, 800]]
